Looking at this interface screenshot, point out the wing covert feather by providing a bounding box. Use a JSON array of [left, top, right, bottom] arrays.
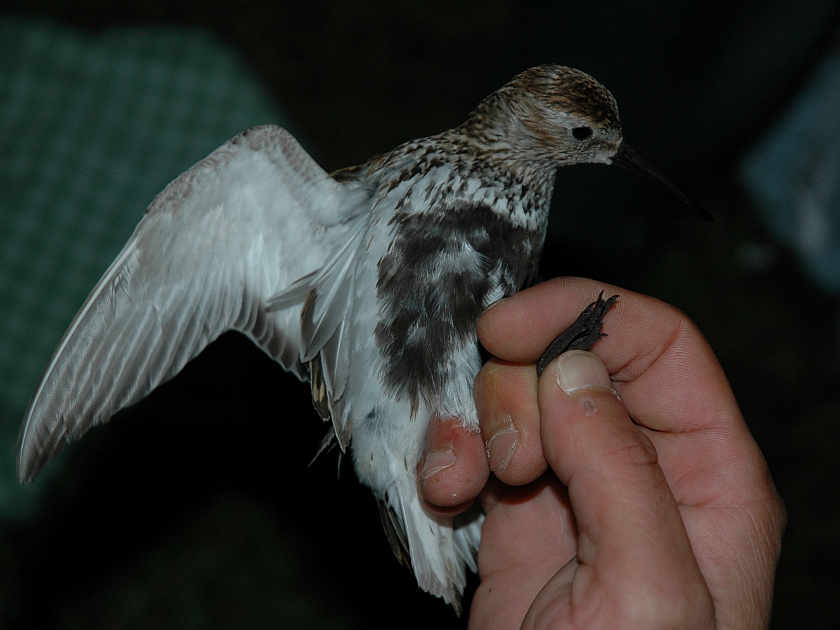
[[17, 125, 365, 483]]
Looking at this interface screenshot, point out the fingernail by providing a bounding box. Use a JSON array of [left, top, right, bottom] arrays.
[[482, 297, 507, 314], [420, 448, 456, 481], [554, 350, 612, 394], [486, 422, 519, 472]]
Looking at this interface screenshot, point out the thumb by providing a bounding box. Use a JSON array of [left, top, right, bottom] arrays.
[[531, 350, 713, 624]]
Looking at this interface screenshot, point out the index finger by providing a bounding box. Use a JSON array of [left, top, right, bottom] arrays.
[[478, 276, 739, 435]]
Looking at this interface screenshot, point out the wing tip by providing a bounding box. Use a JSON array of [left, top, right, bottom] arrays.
[[15, 406, 69, 485], [16, 442, 50, 486]]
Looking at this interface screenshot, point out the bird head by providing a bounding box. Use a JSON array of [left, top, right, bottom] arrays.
[[467, 65, 712, 221], [510, 64, 624, 167]]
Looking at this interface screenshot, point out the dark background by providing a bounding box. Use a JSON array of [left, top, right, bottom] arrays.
[[3, 1, 840, 628]]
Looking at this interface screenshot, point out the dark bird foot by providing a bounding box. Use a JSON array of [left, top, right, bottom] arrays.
[[536, 292, 619, 378]]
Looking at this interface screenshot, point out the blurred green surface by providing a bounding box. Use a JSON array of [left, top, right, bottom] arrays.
[[0, 18, 285, 518]]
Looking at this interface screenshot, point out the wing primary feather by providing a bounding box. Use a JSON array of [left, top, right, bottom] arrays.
[[17, 240, 139, 461]]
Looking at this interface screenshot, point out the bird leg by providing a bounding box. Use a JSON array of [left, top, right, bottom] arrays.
[[535, 292, 618, 378]]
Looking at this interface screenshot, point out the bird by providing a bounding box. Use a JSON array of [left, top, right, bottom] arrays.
[[16, 65, 709, 613]]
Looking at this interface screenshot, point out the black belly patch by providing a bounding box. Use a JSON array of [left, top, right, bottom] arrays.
[[375, 201, 542, 411]]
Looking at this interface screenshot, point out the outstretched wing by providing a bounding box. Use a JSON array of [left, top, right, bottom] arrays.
[[17, 125, 367, 483]]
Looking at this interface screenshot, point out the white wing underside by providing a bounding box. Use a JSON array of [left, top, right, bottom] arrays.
[[17, 125, 367, 483]]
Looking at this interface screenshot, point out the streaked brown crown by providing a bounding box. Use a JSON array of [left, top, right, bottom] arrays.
[[509, 65, 621, 130]]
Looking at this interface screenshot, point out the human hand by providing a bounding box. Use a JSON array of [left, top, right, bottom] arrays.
[[419, 277, 784, 629]]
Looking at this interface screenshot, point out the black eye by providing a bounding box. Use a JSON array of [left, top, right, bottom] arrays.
[[572, 126, 593, 140]]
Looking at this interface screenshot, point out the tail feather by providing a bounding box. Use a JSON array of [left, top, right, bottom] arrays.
[[388, 478, 484, 615], [377, 499, 412, 570]]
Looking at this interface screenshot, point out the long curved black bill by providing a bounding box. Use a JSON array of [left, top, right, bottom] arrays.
[[611, 140, 713, 222]]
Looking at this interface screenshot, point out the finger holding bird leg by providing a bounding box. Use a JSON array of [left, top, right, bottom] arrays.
[[474, 359, 547, 486], [472, 289, 616, 488]]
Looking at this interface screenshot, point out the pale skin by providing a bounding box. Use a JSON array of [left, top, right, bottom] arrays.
[[418, 277, 785, 629]]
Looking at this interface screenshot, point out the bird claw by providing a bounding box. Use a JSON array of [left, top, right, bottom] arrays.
[[535, 292, 618, 378]]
